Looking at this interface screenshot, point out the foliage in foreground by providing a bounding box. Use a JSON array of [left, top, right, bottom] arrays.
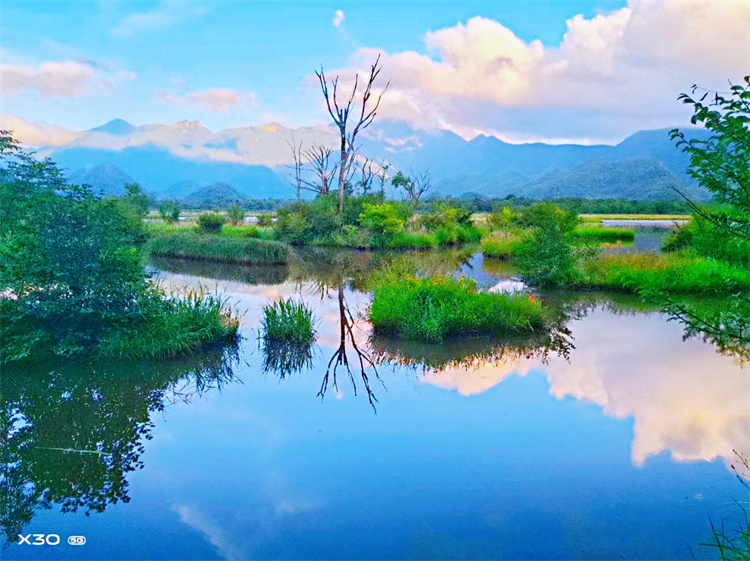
[[369, 276, 547, 342], [260, 298, 317, 375], [0, 131, 239, 363], [148, 233, 289, 264]]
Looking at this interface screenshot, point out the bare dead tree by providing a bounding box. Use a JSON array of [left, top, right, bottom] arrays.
[[286, 138, 304, 200], [409, 169, 431, 203], [357, 157, 377, 194], [315, 55, 389, 212], [317, 286, 383, 412], [303, 144, 336, 195]]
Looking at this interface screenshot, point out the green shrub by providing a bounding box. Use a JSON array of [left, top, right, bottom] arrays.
[[686, 216, 750, 269], [369, 276, 547, 342], [148, 233, 289, 264], [516, 203, 582, 287], [488, 205, 519, 229], [198, 212, 225, 234], [275, 196, 342, 245], [388, 230, 437, 249], [663, 222, 693, 252], [359, 203, 406, 248], [262, 298, 316, 344], [158, 200, 181, 224], [226, 204, 245, 225], [257, 213, 274, 227]]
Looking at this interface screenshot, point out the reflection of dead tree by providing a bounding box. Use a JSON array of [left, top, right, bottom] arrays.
[[315, 55, 389, 211], [318, 286, 383, 411]]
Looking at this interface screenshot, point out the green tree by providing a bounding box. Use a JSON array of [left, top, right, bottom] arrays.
[[158, 200, 181, 223], [226, 204, 245, 225]]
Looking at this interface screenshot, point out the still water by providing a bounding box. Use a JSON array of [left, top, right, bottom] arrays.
[[3, 249, 748, 560]]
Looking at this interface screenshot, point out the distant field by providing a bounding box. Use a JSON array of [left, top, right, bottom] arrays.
[[580, 214, 691, 223]]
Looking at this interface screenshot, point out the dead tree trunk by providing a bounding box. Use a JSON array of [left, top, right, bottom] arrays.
[[315, 55, 389, 212]]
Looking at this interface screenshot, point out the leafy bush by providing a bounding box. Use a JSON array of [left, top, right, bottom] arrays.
[[198, 212, 225, 234], [488, 205, 519, 229], [148, 233, 289, 264], [226, 204, 245, 225], [359, 203, 405, 247], [516, 203, 583, 287], [369, 276, 547, 342], [256, 213, 274, 227]]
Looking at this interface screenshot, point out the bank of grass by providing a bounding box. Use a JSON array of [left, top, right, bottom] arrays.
[[148, 232, 289, 264], [369, 276, 547, 342], [573, 225, 636, 242], [146, 221, 276, 240], [579, 252, 750, 294], [98, 290, 239, 359]]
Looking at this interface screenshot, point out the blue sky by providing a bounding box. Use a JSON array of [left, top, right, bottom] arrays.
[[1, 1, 747, 143]]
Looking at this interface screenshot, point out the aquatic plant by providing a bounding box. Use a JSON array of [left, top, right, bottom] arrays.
[[261, 298, 317, 345], [148, 233, 289, 264], [369, 276, 547, 342]]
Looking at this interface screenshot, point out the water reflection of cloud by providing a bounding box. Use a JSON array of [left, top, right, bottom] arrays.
[[420, 309, 749, 472]]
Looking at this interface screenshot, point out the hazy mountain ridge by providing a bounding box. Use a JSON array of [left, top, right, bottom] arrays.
[[40, 118, 710, 200]]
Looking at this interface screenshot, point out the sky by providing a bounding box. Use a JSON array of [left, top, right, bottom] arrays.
[[1, 0, 749, 145]]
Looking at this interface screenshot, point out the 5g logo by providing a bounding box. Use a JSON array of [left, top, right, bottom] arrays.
[[17, 534, 86, 546]]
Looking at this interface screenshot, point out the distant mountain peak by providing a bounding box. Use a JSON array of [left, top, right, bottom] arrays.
[[171, 120, 207, 132], [90, 119, 135, 136], [258, 122, 285, 132]]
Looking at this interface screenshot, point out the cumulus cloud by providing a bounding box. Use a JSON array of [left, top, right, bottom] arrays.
[[331, 1, 750, 142], [0, 57, 135, 98], [333, 9, 345, 28], [0, 113, 77, 146], [155, 87, 257, 114], [112, 0, 208, 36]]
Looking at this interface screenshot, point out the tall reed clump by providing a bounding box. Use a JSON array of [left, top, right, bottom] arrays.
[[580, 252, 750, 294], [148, 233, 289, 264], [261, 298, 317, 344], [260, 298, 317, 375], [97, 288, 240, 359], [369, 276, 547, 342]]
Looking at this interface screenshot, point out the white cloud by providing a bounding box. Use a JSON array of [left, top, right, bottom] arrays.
[[0, 113, 77, 146], [155, 88, 257, 114], [0, 58, 135, 98], [331, 1, 750, 142], [112, 0, 208, 37], [333, 9, 345, 28]]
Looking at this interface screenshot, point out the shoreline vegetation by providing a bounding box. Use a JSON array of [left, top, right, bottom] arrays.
[[0, 131, 240, 364]]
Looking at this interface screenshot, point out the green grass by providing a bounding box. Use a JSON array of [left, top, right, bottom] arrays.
[[580, 214, 691, 223], [388, 230, 437, 249], [146, 221, 276, 240], [573, 225, 636, 242], [579, 252, 750, 294], [481, 230, 526, 259], [98, 290, 239, 359], [261, 298, 316, 344], [148, 233, 289, 264], [369, 276, 547, 342]]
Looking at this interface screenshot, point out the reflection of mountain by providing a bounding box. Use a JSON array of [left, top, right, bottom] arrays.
[[0, 346, 239, 545], [30, 116, 711, 200], [417, 308, 749, 473]]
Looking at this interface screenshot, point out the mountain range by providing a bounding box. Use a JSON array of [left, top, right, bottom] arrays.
[[33, 118, 710, 201]]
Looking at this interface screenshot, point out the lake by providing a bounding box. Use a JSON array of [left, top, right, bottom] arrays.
[[3, 248, 748, 560]]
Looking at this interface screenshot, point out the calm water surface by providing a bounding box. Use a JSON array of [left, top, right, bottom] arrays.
[[3, 249, 748, 560]]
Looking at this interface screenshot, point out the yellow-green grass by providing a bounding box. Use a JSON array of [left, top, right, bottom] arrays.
[[481, 230, 526, 259], [579, 252, 750, 294], [148, 233, 289, 264]]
